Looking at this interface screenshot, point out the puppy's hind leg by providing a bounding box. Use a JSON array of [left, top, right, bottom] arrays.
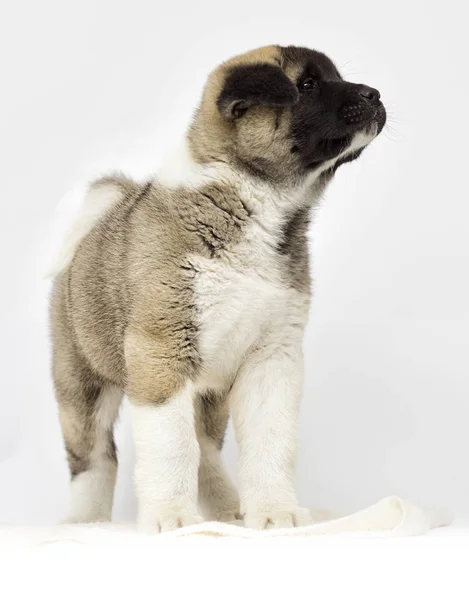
[[54, 350, 122, 523], [196, 390, 240, 522]]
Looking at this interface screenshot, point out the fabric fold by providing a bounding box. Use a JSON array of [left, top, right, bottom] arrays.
[[0, 496, 452, 548]]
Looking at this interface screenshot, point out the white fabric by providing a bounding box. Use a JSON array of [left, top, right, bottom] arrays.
[[0, 500, 464, 600], [0, 496, 451, 549]]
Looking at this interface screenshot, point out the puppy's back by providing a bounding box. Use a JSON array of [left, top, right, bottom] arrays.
[[50, 176, 147, 386]]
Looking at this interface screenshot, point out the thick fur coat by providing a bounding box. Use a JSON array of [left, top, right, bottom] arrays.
[[50, 44, 385, 531]]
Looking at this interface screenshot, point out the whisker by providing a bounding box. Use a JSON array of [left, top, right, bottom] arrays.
[[383, 122, 405, 142], [339, 60, 353, 70]]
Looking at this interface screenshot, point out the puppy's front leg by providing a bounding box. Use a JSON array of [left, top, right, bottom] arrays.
[[125, 325, 204, 532], [129, 381, 204, 533], [230, 339, 312, 529]]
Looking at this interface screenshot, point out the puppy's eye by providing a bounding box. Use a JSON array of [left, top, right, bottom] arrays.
[[301, 78, 317, 91]]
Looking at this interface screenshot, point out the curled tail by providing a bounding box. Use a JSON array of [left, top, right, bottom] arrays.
[[45, 174, 138, 278]]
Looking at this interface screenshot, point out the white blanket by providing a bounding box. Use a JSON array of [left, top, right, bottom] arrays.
[[0, 496, 452, 548], [1, 498, 465, 600]]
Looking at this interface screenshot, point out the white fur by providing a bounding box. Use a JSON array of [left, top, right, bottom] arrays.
[[66, 462, 117, 524], [156, 138, 230, 189], [157, 140, 208, 188], [46, 182, 124, 278], [229, 334, 313, 529], [130, 383, 203, 533], [189, 154, 314, 390], [65, 386, 122, 523]]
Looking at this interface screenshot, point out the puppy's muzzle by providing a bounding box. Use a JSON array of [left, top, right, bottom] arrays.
[[339, 84, 382, 126]]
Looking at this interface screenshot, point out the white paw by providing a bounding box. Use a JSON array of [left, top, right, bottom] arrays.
[[244, 506, 313, 530], [138, 506, 204, 533]]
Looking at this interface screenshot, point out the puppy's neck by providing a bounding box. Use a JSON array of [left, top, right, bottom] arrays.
[[156, 137, 220, 188], [155, 136, 327, 239]]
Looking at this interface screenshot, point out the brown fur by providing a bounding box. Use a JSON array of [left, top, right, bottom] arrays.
[[188, 45, 304, 184]]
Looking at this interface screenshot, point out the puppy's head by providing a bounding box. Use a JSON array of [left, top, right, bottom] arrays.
[[189, 45, 386, 184]]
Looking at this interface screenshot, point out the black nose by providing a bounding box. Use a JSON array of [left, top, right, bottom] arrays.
[[357, 85, 380, 102]]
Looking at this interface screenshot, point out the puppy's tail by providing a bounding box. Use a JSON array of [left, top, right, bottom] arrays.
[[44, 175, 132, 279]]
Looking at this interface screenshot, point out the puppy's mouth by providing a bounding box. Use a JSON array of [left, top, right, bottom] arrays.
[[341, 102, 387, 136], [340, 101, 386, 130], [304, 104, 386, 171]]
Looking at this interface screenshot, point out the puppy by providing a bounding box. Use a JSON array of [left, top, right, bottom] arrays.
[[50, 45, 386, 532]]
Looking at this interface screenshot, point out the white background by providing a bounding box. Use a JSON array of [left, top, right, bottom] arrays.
[[0, 0, 467, 525]]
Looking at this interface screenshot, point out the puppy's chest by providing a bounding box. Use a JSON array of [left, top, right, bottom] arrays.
[[191, 246, 297, 386]]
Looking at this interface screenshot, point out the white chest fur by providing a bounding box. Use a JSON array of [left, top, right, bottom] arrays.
[[191, 225, 309, 391], [157, 141, 317, 391]]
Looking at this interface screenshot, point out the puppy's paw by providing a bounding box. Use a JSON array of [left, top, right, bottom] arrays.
[[244, 506, 313, 530], [138, 505, 204, 533]]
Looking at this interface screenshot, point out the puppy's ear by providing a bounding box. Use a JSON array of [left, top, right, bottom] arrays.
[[217, 63, 299, 120]]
